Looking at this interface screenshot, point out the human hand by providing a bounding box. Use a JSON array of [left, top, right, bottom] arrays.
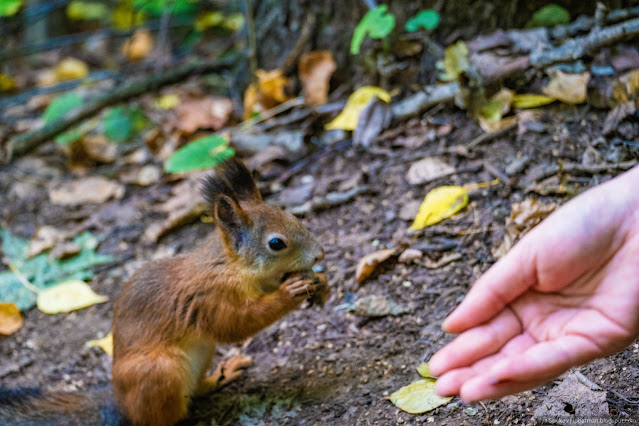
[[429, 166, 639, 402]]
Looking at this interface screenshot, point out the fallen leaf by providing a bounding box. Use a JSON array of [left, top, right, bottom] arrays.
[[83, 134, 117, 163], [512, 93, 556, 109], [325, 86, 391, 131], [66, 0, 109, 21], [417, 363, 432, 378], [43, 92, 83, 124], [349, 294, 406, 317], [405, 9, 440, 32], [611, 69, 639, 105], [0, 73, 17, 91], [243, 69, 291, 119], [478, 88, 514, 132], [177, 96, 233, 134], [156, 94, 180, 109], [438, 40, 470, 82], [406, 157, 455, 185], [122, 29, 153, 61], [390, 379, 452, 414], [37, 280, 108, 314], [165, 134, 234, 174], [49, 176, 125, 205], [493, 198, 557, 257], [534, 373, 609, 419], [542, 70, 590, 104], [409, 186, 469, 231], [194, 10, 223, 31], [350, 5, 396, 55], [526, 4, 570, 28], [424, 252, 462, 269], [0, 303, 23, 335], [398, 248, 423, 264], [28, 226, 70, 258], [86, 332, 113, 355], [55, 57, 89, 81], [298, 51, 337, 105], [119, 165, 161, 187], [353, 97, 392, 147], [356, 248, 398, 285]]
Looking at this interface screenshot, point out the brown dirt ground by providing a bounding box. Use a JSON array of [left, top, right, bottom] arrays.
[[1, 105, 638, 425]]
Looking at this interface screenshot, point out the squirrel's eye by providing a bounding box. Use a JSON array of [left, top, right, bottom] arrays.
[[268, 238, 287, 251]]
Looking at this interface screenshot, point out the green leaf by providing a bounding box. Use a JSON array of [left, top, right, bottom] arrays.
[[526, 4, 570, 28], [0, 229, 113, 311], [43, 93, 83, 124], [350, 5, 396, 55], [405, 9, 440, 32], [133, 0, 196, 16], [165, 135, 234, 173], [55, 127, 85, 146], [0, 0, 21, 17], [66, 1, 109, 21], [103, 106, 148, 143]]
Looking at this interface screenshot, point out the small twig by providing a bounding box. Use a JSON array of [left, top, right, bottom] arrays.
[[467, 122, 517, 150], [527, 160, 638, 184], [275, 139, 353, 185], [239, 97, 304, 130], [483, 161, 509, 183], [8, 263, 41, 294]]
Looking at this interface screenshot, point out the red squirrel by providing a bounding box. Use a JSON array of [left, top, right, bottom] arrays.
[[0, 158, 329, 425]]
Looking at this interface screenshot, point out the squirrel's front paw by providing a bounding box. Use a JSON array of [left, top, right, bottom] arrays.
[[279, 273, 317, 304]]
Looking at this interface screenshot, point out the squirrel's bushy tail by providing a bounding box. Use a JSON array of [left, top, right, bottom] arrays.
[[0, 386, 122, 425]]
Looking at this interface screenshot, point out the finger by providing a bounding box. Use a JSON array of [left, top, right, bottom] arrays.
[[430, 309, 521, 376], [459, 375, 552, 402], [434, 332, 538, 397], [442, 237, 539, 334], [487, 335, 600, 383], [435, 368, 478, 396]]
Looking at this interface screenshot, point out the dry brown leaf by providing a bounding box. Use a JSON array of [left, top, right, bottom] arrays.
[[29, 226, 71, 258], [612, 69, 639, 105], [49, 176, 125, 205], [298, 51, 337, 105], [122, 29, 153, 61], [243, 69, 291, 119], [493, 198, 558, 257], [0, 303, 23, 336], [356, 247, 402, 285], [406, 157, 455, 185], [542, 70, 590, 104], [398, 248, 423, 264], [119, 165, 161, 187], [83, 134, 117, 163], [177, 96, 233, 134], [349, 294, 406, 317]]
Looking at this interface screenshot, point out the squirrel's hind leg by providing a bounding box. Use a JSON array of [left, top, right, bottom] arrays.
[[112, 348, 191, 426], [196, 354, 253, 395]]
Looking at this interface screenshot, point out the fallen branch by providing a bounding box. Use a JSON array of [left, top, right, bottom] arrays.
[[286, 185, 372, 215], [526, 160, 638, 185], [5, 55, 239, 161], [392, 16, 639, 121]]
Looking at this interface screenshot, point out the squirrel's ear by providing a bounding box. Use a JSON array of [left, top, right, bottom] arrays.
[[213, 194, 251, 251]]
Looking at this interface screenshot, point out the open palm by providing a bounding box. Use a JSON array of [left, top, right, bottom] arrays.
[[429, 166, 639, 401]]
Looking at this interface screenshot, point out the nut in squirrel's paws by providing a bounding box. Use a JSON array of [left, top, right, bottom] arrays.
[[280, 271, 330, 307]]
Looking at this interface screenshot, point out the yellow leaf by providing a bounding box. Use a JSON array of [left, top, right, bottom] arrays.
[[37, 280, 108, 314], [194, 11, 223, 31], [156, 94, 180, 110], [325, 86, 391, 130], [512, 94, 556, 109], [390, 378, 452, 414], [86, 332, 113, 355], [417, 363, 433, 378], [542, 70, 590, 104], [122, 29, 153, 61], [438, 40, 469, 81], [243, 69, 291, 119], [409, 186, 469, 231], [112, 2, 145, 31], [479, 88, 514, 123], [55, 57, 89, 81], [0, 73, 17, 91], [0, 303, 23, 336]]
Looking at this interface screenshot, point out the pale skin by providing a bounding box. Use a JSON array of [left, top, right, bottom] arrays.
[[429, 165, 639, 402]]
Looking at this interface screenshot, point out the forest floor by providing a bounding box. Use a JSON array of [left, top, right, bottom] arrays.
[[2, 101, 639, 426]]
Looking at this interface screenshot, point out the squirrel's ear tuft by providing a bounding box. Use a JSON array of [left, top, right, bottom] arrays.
[[201, 174, 235, 206], [216, 158, 262, 202]]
